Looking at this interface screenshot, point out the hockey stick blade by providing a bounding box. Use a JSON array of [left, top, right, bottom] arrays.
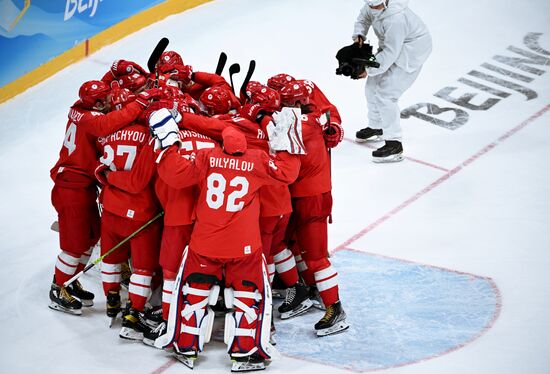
[[240, 60, 256, 102], [215, 52, 228, 75], [228, 63, 241, 94], [147, 37, 169, 73]]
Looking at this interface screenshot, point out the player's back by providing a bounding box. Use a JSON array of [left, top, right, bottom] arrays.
[[99, 122, 160, 221], [190, 146, 274, 259]]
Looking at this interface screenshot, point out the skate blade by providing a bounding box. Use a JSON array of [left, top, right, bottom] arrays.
[[80, 299, 94, 307], [142, 338, 161, 348], [316, 320, 350, 337], [279, 299, 314, 320], [119, 327, 144, 341], [109, 315, 118, 328], [355, 135, 383, 143], [231, 360, 265, 372], [174, 353, 196, 369], [49, 302, 82, 315], [372, 153, 404, 163]]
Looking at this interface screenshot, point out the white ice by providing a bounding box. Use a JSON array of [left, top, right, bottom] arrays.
[[1, 0, 549, 373]]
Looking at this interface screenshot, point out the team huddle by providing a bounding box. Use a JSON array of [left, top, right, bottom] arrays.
[[49, 49, 348, 372]]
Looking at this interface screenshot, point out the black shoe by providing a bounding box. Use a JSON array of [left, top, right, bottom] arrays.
[[120, 307, 150, 340], [106, 290, 121, 318], [67, 280, 94, 307], [143, 320, 167, 347], [314, 301, 349, 337], [372, 140, 404, 163], [355, 127, 383, 142], [231, 352, 266, 372], [277, 282, 313, 319], [49, 282, 82, 315]]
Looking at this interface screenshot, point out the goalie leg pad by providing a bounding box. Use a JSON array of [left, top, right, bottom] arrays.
[[224, 254, 273, 359], [177, 277, 219, 352]]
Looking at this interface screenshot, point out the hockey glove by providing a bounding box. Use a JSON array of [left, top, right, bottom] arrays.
[[136, 88, 163, 108], [94, 163, 111, 186], [324, 122, 344, 148], [149, 108, 181, 150], [168, 64, 194, 86], [110, 59, 147, 78], [267, 107, 306, 155]]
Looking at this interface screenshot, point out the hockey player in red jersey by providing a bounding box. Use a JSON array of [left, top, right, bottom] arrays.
[[49, 80, 157, 315], [150, 108, 301, 371], [104, 99, 219, 345], [268, 73, 344, 148], [95, 89, 163, 340], [278, 81, 349, 336]]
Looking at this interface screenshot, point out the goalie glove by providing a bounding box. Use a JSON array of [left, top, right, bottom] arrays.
[[267, 107, 306, 155], [324, 122, 344, 148], [149, 108, 182, 151]]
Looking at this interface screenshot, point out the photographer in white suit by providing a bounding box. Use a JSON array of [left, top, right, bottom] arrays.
[[353, 0, 432, 162]]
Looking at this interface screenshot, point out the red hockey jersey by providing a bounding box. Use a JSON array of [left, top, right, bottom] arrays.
[[98, 123, 160, 221], [50, 102, 142, 187], [156, 145, 299, 258]]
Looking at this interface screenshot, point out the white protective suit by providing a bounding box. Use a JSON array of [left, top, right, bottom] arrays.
[[353, 0, 432, 141]]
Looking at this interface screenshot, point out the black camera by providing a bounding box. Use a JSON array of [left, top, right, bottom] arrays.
[[335, 42, 380, 79]]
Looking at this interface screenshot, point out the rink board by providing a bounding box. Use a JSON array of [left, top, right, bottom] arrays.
[[275, 249, 500, 372]]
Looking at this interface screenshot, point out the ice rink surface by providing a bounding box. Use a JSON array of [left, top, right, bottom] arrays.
[[1, 0, 549, 373]]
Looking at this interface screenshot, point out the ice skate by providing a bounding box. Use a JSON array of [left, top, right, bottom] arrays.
[[106, 290, 121, 327], [355, 127, 383, 142], [314, 301, 349, 337], [174, 349, 198, 369], [372, 140, 404, 163], [143, 304, 163, 328], [142, 320, 166, 347], [278, 282, 313, 319], [119, 307, 149, 341], [49, 282, 82, 315], [67, 279, 94, 307], [231, 353, 266, 372]]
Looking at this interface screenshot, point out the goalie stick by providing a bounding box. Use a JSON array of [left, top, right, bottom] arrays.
[[62, 211, 164, 288], [228, 63, 241, 94], [215, 52, 228, 75]]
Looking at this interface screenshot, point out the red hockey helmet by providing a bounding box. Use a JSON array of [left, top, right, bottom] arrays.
[[280, 81, 310, 106], [79, 80, 111, 109], [200, 86, 233, 115], [117, 72, 147, 93], [177, 93, 201, 114], [110, 88, 136, 110], [267, 73, 296, 91], [249, 86, 281, 112], [156, 51, 184, 72]]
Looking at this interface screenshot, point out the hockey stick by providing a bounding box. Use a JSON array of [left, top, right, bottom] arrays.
[[228, 63, 241, 94], [63, 211, 164, 287], [147, 37, 169, 88], [215, 52, 228, 75], [147, 37, 169, 73], [239, 60, 256, 102]]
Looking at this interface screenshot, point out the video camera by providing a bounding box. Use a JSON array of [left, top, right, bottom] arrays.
[[335, 42, 380, 79]]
